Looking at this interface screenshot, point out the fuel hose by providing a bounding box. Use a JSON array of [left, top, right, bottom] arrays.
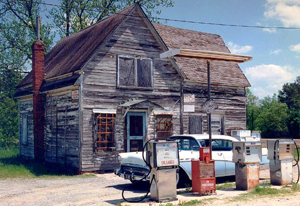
[[121, 138, 174, 203]]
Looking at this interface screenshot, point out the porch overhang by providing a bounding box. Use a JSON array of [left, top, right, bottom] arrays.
[[119, 98, 165, 117], [160, 49, 252, 63]]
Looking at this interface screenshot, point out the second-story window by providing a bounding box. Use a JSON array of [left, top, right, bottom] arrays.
[[117, 56, 152, 88]]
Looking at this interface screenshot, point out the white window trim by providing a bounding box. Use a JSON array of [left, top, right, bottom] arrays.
[[93, 109, 116, 114]]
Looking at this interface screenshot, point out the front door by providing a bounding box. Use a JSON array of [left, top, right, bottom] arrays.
[[126, 112, 146, 152]]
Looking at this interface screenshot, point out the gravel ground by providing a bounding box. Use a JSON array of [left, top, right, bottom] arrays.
[[0, 167, 299, 206]]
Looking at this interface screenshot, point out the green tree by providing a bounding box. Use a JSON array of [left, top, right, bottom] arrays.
[[0, 67, 22, 148], [278, 78, 300, 138], [0, 0, 54, 147], [0, 0, 54, 69], [255, 94, 289, 138], [49, 0, 174, 37], [246, 88, 259, 130]]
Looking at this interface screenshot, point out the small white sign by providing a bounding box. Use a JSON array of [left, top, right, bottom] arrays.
[[72, 90, 79, 100], [184, 105, 195, 112]]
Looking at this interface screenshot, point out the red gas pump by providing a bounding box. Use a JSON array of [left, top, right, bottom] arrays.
[[191, 147, 216, 195]]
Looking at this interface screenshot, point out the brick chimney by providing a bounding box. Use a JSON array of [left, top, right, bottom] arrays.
[[32, 18, 45, 161]]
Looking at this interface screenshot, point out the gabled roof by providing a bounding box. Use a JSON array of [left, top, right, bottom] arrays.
[[153, 23, 251, 87], [17, 3, 250, 90], [17, 3, 138, 87]]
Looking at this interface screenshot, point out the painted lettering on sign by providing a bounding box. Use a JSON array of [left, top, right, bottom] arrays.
[[160, 160, 175, 166]]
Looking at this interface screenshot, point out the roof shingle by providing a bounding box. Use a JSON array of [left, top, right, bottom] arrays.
[[153, 23, 251, 87]]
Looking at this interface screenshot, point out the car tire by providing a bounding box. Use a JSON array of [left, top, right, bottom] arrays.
[[177, 168, 191, 188]]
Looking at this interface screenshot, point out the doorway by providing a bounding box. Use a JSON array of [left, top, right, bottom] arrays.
[[126, 112, 147, 152]]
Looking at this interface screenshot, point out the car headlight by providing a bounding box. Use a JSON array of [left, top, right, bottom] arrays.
[[118, 155, 122, 162]]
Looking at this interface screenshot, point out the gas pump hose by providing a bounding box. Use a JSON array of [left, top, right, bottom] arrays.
[[121, 138, 173, 203], [293, 141, 299, 184]]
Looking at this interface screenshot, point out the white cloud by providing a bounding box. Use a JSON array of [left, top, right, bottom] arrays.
[[263, 27, 277, 33], [227, 42, 253, 54], [290, 43, 300, 53], [245, 64, 297, 98], [264, 1, 300, 27], [252, 87, 273, 99], [270, 49, 282, 54]]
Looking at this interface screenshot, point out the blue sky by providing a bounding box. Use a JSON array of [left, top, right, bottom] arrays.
[[157, 0, 300, 99]]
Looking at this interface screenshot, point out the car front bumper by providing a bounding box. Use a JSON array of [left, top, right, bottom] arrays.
[[114, 166, 150, 182]]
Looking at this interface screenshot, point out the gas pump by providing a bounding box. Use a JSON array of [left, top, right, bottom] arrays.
[[233, 140, 262, 190], [191, 147, 216, 195], [146, 140, 179, 202], [267, 139, 296, 185]]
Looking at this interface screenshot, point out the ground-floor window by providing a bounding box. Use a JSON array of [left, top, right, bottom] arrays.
[[155, 115, 173, 138], [211, 115, 224, 135], [94, 113, 116, 153], [21, 115, 28, 145]]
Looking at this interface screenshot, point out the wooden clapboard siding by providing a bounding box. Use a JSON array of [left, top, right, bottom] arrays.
[[44, 91, 80, 170], [19, 99, 34, 159], [80, 10, 182, 171], [182, 84, 246, 135]]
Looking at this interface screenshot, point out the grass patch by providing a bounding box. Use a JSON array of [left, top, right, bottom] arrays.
[[230, 183, 299, 203], [178, 200, 203, 206], [216, 182, 235, 190], [0, 147, 95, 179]]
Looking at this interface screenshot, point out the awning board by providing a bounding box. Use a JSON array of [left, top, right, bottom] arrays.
[[160, 49, 252, 63]]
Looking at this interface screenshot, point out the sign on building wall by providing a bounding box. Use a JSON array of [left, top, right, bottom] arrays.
[[184, 94, 195, 112], [72, 90, 79, 100]]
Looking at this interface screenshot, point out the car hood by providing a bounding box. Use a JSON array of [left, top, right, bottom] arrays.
[[119, 151, 147, 166]]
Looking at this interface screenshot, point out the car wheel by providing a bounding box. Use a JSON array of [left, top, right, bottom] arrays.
[[177, 168, 191, 188]]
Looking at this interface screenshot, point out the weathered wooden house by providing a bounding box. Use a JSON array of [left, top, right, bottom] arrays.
[[15, 3, 250, 173]]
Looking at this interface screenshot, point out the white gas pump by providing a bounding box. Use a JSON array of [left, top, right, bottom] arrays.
[[146, 140, 179, 202], [233, 140, 262, 190], [267, 139, 295, 185]]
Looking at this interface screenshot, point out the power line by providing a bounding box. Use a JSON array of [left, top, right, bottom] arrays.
[[2, 0, 300, 30], [39, 1, 300, 30]]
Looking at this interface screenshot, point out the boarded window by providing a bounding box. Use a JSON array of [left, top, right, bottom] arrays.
[[94, 113, 116, 153], [119, 57, 135, 86], [155, 115, 173, 138], [118, 56, 152, 88], [189, 116, 202, 134], [137, 59, 152, 87], [21, 116, 28, 145]]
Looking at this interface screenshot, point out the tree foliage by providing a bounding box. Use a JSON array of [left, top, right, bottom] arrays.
[[246, 88, 259, 130], [0, 67, 23, 148], [278, 78, 300, 138], [49, 0, 174, 38], [255, 95, 289, 138], [246, 89, 289, 138]]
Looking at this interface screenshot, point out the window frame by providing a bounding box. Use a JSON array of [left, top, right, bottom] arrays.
[[117, 55, 153, 89], [94, 113, 116, 154], [155, 115, 173, 138], [21, 115, 28, 145], [211, 114, 225, 135]]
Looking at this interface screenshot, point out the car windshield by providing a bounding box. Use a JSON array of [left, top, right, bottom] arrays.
[[174, 137, 233, 151], [177, 138, 200, 151], [198, 139, 233, 151]]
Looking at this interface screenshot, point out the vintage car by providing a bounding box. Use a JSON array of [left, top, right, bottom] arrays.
[[114, 134, 268, 186]]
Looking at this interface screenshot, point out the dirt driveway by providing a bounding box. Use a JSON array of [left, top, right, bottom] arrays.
[[0, 168, 299, 206]]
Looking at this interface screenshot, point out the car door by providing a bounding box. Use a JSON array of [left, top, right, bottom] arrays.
[[210, 139, 234, 176], [211, 149, 226, 177]]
